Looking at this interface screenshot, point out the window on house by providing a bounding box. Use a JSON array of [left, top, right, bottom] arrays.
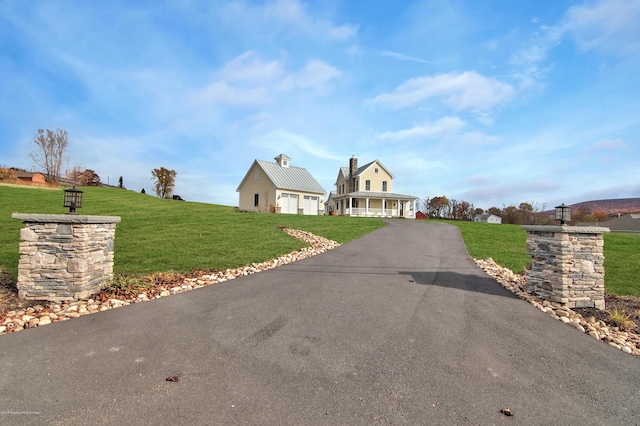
[[365, 180, 370, 191], [375, 168, 379, 173], [382, 181, 387, 192], [254, 170, 259, 179], [254, 193, 259, 207], [354, 179, 359, 192]]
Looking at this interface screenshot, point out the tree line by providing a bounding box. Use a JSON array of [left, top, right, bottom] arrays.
[[421, 196, 554, 225]]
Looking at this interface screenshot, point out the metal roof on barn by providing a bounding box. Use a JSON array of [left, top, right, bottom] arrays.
[[253, 160, 326, 194]]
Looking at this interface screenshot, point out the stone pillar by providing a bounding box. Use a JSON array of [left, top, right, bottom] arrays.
[[12, 214, 121, 302], [521, 225, 609, 310]]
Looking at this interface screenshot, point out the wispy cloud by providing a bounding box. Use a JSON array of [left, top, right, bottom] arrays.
[[509, 0, 640, 90], [251, 130, 344, 161], [192, 52, 341, 107], [590, 138, 627, 151], [564, 0, 640, 55], [508, 25, 563, 89], [368, 71, 514, 112], [379, 50, 435, 64], [216, 0, 358, 42], [376, 116, 465, 141]]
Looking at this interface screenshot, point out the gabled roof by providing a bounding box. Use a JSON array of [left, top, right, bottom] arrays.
[[339, 167, 349, 179], [337, 159, 395, 182], [237, 159, 325, 194], [356, 160, 395, 179], [15, 171, 43, 178]]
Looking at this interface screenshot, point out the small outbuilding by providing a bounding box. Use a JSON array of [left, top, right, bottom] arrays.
[[474, 213, 502, 224], [236, 154, 326, 215], [16, 171, 46, 184]]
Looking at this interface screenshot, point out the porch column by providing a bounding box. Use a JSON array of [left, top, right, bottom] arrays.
[[365, 197, 370, 216], [348, 197, 352, 216], [397, 199, 401, 217], [382, 198, 386, 217]]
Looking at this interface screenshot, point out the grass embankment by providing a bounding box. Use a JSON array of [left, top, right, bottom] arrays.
[[436, 219, 640, 297], [2, 184, 639, 297], [0, 185, 385, 279]]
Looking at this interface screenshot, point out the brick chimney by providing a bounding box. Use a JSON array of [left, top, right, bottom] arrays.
[[349, 156, 358, 193]]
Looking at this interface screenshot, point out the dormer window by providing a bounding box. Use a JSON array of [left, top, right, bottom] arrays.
[[282, 159, 289, 167]]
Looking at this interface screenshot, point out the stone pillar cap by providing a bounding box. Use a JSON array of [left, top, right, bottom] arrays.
[[12, 213, 121, 224], [521, 225, 609, 234]]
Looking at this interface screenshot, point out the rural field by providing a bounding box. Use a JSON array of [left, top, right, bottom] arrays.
[[1, 184, 639, 300]]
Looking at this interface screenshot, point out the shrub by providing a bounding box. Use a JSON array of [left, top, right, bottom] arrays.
[[0, 167, 17, 182], [606, 306, 636, 331]]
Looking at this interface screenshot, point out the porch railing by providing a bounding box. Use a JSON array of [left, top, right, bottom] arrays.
[[349, 208, 402, 217]]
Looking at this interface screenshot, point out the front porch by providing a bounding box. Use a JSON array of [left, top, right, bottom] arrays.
[[331, 192, 418, 218]]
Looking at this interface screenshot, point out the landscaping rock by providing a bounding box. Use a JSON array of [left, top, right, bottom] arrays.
[[474, 258, 640, 358]]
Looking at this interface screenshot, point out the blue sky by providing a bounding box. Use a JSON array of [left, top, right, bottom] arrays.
[[1, 0, 639, 210]]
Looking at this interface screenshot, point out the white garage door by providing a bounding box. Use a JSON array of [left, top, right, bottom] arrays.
[[303, 196, 319, 215], [281, 193, 298, 214]]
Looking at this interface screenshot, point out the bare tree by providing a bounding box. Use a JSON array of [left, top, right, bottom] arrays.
[[29, 129, 69, 182], [151, 167, 177, 198]]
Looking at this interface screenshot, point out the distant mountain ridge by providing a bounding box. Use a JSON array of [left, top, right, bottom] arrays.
[[568, 198, 640, 216]]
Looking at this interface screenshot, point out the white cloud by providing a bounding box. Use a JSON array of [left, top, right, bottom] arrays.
[[265, 0, 357, 40], [369, 71, 514, 111], [192, 52, 341, 107], [379, 50, 435, 64], [510, 25, 563, 66], [193, 81, 270, 107], [460, 181, 560, 206], [508, 25, 563, 88], [217, 0, 357, 42], [590, 138, 627, 151], [219, 51, 285, 83], [376, 116, 465, 141], [251, 130, 344, 161], [279, 60, 342, 92], [564, 0, 640, 54]]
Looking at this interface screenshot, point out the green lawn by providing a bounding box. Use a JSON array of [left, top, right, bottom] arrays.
[[1, 184, 638, 297], [436, 220, 530, 273], [0, 184, 385, 278], [601, 233, 640, 296], [435, 219, 640, 297]]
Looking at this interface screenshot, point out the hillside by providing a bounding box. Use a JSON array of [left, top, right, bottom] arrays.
[[570, 198, 640, 216]]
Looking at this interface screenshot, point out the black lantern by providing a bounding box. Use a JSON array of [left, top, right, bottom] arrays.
[[63, 187, 83, 214], [555, 203, 571, 225]]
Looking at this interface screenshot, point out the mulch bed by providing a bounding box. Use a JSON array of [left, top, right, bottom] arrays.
[[574, 293, 640, 334]]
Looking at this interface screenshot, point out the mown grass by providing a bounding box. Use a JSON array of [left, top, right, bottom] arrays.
[[2, 184, 638, 297], [602, 233, 640, 296], [435, 220, 530, 273], [0, 184, 385, 278], [435, 219, 640, 297]]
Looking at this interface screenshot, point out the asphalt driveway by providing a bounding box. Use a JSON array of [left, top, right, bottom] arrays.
[[1, 220, 639, 425]]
